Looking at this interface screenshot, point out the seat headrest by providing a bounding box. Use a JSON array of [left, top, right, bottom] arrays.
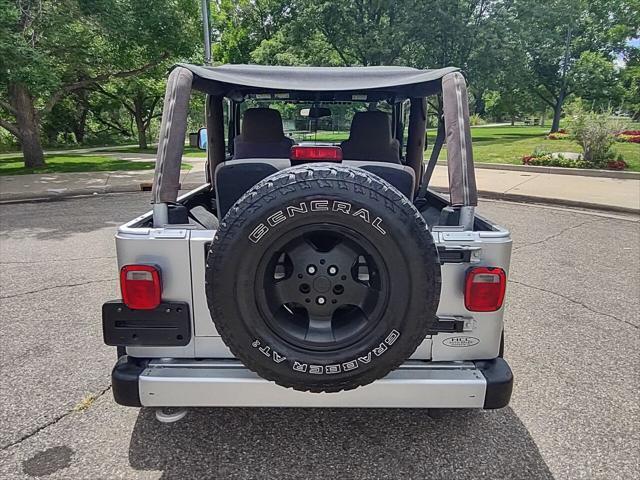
[[240, 108, 286, 142], [348, 111, 393, 141]]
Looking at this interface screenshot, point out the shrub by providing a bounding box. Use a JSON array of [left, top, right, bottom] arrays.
[[469, 114, 486, 126], [532, 146, 552, 157], [607, 159, 629, 170], [564, 102, 628, 168]]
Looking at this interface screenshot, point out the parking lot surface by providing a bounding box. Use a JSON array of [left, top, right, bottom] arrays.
[[1, 193, 638, 479]]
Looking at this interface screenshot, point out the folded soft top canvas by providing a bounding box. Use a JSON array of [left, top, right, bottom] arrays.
[[177, 63, 460, 96]]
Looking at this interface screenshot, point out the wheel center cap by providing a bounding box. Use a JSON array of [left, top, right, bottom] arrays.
[[313, 276, 331, 293]]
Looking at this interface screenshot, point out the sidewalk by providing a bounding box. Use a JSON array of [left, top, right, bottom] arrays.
[[1, 160, 638, 213], [430, 166, 640, 213], [0, 144, 147, 159]]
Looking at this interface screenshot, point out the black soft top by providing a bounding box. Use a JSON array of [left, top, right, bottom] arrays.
[[177, 63, 460, 99]]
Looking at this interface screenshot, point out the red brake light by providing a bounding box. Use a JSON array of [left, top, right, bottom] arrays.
[[290, 146, 343, 162], [120, 265, 161, 310], [464, 267, 506, 312]]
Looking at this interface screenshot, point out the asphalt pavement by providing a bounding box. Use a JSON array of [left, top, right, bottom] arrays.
[[0, 193, 638, 479]]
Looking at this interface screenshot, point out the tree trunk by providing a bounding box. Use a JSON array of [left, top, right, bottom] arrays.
[[550, 94, 564, 133], [9, 83, 44, 168], [551, 27, 572, 133], [74, 111, 87, 144], [550, 86, 567, 133], [73, 92, 89, 144], [134, 115, 147, 149], [133, 97, 149, 149], [474, 89, 486, 116]]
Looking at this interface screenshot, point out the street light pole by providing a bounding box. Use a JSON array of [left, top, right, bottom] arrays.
[[200, 0, 212, 66]]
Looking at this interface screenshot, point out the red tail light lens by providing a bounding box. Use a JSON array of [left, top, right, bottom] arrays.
[[464, 267, 506, 312], [290, 145, 343, 162], [120, 265, 161, 310]]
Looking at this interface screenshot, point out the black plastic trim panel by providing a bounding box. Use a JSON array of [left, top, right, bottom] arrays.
[[112, 356, 149, 407], [475, 358, 514, 409], [426, 317, 466, 334], [103, 300, 191, 347], [437, 246, 472, 263]]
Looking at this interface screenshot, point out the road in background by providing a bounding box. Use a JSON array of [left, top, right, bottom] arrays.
[[0, 193, 638, 479]]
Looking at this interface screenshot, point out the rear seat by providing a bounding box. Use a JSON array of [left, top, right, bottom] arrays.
[[340, 111, 401, 163], [215, 159, 414, 218], [233, 108, 295, 159]]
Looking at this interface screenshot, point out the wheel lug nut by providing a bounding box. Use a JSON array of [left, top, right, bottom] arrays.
[[328, 266, 338, 275], [316, 296, 326, 305], [307, 265, 317, 275]]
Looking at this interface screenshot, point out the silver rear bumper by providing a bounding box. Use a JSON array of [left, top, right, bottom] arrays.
[[114, 358, 513, 409]]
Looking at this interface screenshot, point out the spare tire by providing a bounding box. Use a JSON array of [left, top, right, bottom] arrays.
[[206, 164, 441, 392]]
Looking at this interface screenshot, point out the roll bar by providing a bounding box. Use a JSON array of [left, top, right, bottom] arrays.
[[151, 66, 478, 229]]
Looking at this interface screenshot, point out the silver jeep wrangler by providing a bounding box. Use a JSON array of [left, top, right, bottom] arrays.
[[102, 62, 513, 416]]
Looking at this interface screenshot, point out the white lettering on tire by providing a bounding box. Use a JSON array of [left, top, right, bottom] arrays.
[[293, 361, 308, 372], [248, 200, 386, 243], [325, 364, 341, 374], [252, 340, 287, 364], [250, 330, 400, 376], [358, 353, 372, 364]]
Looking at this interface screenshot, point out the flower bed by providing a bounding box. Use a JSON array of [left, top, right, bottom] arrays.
[[546, 129, 569, 140], [616, 130, 640, 143], [522, 153, 587, 168], [547, 132, 569, 140], [522, 148, 629, 170]]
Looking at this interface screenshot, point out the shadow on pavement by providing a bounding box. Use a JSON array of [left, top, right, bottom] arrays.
[[0, 192, 150, 241], [128, 406, 553, 479]]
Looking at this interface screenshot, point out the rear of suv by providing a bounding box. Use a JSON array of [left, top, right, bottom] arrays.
[[102, 63, 513, 412]]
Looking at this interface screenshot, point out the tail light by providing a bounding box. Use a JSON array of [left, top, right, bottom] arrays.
[[290, 145, 343, 162], [464, 267, 506, 312], [120, 265, 161, 310]]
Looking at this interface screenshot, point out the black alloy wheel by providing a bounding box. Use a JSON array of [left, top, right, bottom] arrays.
[[257, 225, 390, 351]]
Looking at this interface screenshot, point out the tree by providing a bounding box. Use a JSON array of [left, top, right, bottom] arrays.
[[620, 47, 640, 120], [94, 72, 166, 149], [211, 0, 293, 63], [251, 28, 343, 66], [0, 0, 199, 167], [572, 52, 624, 110], [512, 0, 638, 132], [291, 0, 418, 66]]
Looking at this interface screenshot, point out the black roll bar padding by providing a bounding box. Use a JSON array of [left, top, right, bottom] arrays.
[[207, 94, 225, 184], [152, 66, 193, 204], [405, 97, 427, 194], [442, 72, 478, 207]]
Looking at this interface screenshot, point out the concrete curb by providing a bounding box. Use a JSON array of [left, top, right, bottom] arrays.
[[437, 161, 640, 179], [429, 187, 640, 215], [2, 182, 638, 215], [0, 183, 203, 203]]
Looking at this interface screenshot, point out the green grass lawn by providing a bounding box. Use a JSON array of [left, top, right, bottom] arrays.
[[293, 131, 349, 142], [96, 145, 206, 157], [426, 125, 639, 172], [0, 154, 171, 176]]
